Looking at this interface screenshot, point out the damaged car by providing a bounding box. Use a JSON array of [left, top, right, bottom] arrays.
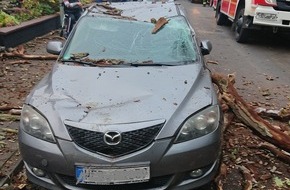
[[18, 1, 223, 190]]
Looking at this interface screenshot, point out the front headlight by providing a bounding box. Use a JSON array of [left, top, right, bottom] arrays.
[[175, 105, 221, 143], [20, 104, 55, 143]]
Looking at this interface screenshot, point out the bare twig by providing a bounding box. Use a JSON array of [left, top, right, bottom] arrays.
[[1, 128, 18, 134], [238, 165, 253, 190], [9, 60, 31, 65]]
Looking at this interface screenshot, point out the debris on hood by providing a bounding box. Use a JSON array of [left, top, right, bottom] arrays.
[[152, 17, 168, 34], [95, 3, 123, 16], [71, 52, 89, 59], [81, 58, 124, 66], [151, 18, 157, 24]]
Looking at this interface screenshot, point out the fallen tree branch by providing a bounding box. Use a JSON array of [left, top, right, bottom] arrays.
[[9, 60, 31, 65], [223, 112, 235, 132], [0, 114, 20, 122], [215, 163, 227, 190], [211, 73, 290, 152], [238, 165, 253, 190], [0, 52, 58, 60], [255, 107, 290, 122], [207, 60, 219, 65], [8, 109, 22, 115], [1, 128, 18, 134], [258, 142, 290, 164]]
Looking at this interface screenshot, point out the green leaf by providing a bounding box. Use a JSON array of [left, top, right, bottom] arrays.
[[274, 177, 285, 188], [285, 178, 290, 186]]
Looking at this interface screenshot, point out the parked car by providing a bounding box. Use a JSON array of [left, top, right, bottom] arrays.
[[18, 1, 223, 189]]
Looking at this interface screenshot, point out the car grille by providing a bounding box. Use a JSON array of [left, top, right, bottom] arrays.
[[66, 124, 163, 157], [56, 174, 172, 190]]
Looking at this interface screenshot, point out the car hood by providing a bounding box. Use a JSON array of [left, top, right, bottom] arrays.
[[27, 63, 214, 139]]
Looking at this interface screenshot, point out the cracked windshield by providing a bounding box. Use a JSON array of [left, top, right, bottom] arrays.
[[62, 15, 197, 65]]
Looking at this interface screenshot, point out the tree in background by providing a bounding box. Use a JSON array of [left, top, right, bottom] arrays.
[[0, 0, 92, 27]]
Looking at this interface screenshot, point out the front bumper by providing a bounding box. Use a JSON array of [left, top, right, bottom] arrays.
[[19, 127, 221, 190], [253, 6, 290, 28]]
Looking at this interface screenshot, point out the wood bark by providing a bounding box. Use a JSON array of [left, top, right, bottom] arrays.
[[255, 107, 290, 122], [258, 142, 290, 164], [211, 73, 290, 152], [1, 52, 58, 60], [152, 17, 168, 34]]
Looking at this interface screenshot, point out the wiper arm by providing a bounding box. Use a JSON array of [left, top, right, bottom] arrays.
[[61, 57, 125, 67], [125, 60, 173, 67], [60, 52, 96, 66], [60, 59, 97, 66]]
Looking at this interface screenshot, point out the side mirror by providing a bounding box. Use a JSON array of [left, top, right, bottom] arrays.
[[46, 41, 63, 55], [200, 40, 212, 56]]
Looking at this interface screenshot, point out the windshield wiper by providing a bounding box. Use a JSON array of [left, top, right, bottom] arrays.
[[60, 54, 125, 67], [60, 52, 97, 66], [125, 60, 174, 67], [60, 59, 97, 66]]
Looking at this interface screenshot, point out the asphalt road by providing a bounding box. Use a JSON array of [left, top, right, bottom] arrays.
[[178, 0, 290, 109]]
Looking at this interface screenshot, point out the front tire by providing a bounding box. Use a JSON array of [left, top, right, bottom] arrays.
[[215, 1, 227, 25], [234, 8, 249, 43]]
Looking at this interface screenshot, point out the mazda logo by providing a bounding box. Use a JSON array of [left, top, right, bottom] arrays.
[[104, 131, 121, 145]]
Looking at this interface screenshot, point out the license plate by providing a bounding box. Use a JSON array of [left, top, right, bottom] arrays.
[[75, 164, 150, 185]]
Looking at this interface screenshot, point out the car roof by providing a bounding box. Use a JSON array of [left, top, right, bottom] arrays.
[[85, 1, 182, 22]]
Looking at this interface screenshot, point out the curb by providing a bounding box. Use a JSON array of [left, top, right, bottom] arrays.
[[0, 13, 61, 48]]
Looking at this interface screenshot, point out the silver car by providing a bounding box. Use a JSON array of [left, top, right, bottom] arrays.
[[19, 1, 223, 189]]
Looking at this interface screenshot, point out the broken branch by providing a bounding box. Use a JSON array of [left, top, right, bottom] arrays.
[[211, 72, 290, 152], [0, 114, 20, 122], [1, 128, 18, 134], [258, 142, 290, 164], [0, 52, 58, 60], [9, 60, 31, 65], [238, 165, 253, 190]]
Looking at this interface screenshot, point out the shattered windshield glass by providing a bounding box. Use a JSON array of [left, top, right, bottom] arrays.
[[62, 15, 197, 65]]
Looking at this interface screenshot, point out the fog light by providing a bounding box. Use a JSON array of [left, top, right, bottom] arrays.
[[256, 13, 277, 20], [32, 167, 46, 177], [190, 169, 204, 178]]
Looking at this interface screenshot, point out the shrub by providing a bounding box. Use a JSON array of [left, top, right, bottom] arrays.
[[1, 0, 93, 27], [14, 0, 59, 22], [0, 10, 19, 27]]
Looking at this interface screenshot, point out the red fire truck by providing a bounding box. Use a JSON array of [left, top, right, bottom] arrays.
[[211, 0, 290, 43]]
